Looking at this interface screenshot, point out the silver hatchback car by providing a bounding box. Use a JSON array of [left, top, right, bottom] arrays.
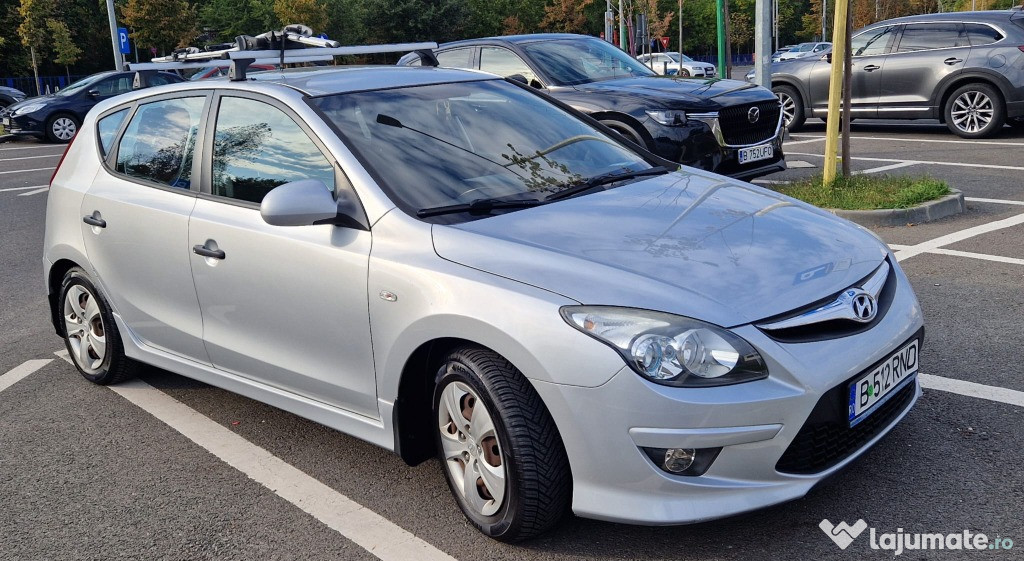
[[44, 60, 924, 541]]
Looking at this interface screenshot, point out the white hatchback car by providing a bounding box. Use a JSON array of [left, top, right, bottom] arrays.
[[637, 52, 718, 77], [44, 43, 923, 541]]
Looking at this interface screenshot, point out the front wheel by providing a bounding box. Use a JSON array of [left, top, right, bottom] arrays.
[[772, 84, 805, 131], [59, 268, 140, 385], [433, 347, 571, 541], [45, 113, 79, 143], [944, 83, 1005, 138]]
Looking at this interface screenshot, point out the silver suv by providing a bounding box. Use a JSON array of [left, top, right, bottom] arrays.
[[754, 9, 1024, 138], [44, 53, 923, 540]]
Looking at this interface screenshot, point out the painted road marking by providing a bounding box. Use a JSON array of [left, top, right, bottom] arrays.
[[17, 187, 48, 197], [789, 134, 1024, 148], [853, 161, 917, 175], [894, 211, 1024, 261], [0, 184, 47, 192], [54, 351, 455, 561], [921, 374, 1024, 408], [0, 153, 61, 162], [965, 197, 1024, 206], [925, 248, 1024, 266], [0, 359, 53, 394], [787, 160, 817, 168], [0, 144, 67, 152], [0, 166, 56, 175], [787, 151, 1024, 172], [783, 137, 827, 146]]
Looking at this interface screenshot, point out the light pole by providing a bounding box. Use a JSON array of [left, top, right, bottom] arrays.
[[716, 0, 726, 76], [104, 0, 123, 70], [619, 0, 627, 50]]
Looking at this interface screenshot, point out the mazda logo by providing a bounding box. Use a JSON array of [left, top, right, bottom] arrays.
[[748, 107, 760, 124], [850, 293, 877, 322]]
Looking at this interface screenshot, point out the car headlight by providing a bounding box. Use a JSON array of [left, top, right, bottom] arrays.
[[645, 109, 687, 126], [561, 306, 768, 387], [13, 102, 46, 115]]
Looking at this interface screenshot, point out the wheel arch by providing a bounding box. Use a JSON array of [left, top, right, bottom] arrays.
[[47, 258, 83, 336], [589, 111, 654, 148], [771, 79, 808, 109], [935, 73, 1011, 123]]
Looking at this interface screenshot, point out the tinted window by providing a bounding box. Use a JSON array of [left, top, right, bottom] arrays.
[[211, 97, 334, 204], [897, 23, 966, 53], [964, 23, 1003, 45], [115, 97, 204, 188], [479, 47, 539, 84], [148, 73, 178, 86], [436, 48, 474, 68], [851, 26, 897, 56], [95, 75, 133, 97], [520, 38, 656, 86], [97, 108, 128, 156]]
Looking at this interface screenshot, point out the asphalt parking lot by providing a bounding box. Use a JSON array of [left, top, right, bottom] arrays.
[[2, 123, 1023, 560]]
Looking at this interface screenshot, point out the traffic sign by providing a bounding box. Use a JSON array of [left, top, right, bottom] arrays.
[[117, 27, 130, 54]]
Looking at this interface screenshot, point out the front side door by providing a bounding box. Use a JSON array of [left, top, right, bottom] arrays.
[[81, 94, 210, 363], [807, 25, 899, 118], [878, 22, 971, 114], [188, 94, 377, 417]]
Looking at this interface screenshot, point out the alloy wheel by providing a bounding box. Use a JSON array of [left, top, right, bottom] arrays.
[[63, 284, 106, 374], [950, 91, 994, 134], [437, 380, 506, 517], [52, 117, 77, 141], [776, 92, 796, 128]]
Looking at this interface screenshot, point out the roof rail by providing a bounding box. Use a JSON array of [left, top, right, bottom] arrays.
[[125, 24, 438, 80]]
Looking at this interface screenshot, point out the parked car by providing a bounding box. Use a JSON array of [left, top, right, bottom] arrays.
[[636, 52, 718, 78], [0, 70, 183, 143], [399, 34, 785, 180], [46, 48, 924, 541], [747, 9, 1024, 138], [0, 85, 27, 109], [777, 42, 831, 61], [771, 46, 798, 62], [188, 63, 276, 80]]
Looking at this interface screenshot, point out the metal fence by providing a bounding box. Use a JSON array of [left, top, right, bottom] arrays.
[[3, 75, 87, 96], [688, 53, 754, 66]]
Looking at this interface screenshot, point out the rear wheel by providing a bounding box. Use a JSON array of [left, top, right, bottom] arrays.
[[944, 83, 1005, 139], [59, 268, 140, 385], [45, 113, 79, 143], [772, 85, 805, 130], [433, 347, 571, 541]]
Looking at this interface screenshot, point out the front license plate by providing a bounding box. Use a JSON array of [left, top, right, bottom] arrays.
[[2, 117, 9, 126], [848, 339, 919, 426], [738, 143, 773, 164]]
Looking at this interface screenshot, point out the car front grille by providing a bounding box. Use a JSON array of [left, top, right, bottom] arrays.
[[718, 100, 781, 146], [776, 367, 918, 475]]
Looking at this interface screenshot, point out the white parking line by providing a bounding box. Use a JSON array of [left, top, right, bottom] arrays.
[[0, 184, 47, 192], [0, 166, 55, 175], [787, 151, 1024, 172], [921, 374, 1024, 408], [789, 134, 1024, 147], [924, 248, 1024, 266], [965, 197, 1024, 206], [853, 161, 917, 175], [53, 351, 455, 561], [17, 187, 48, 197], [0, 153, 61, 162], [894, 211, 1024, 261], [0, 144, 66, 152], [0, 359, 53, 394], [783, 137, 827, 146]]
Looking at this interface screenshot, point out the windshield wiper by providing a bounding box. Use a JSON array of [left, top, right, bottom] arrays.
[[545, 166, 673, 202], [417, 197, 543, 218]]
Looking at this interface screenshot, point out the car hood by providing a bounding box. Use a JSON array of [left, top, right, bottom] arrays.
[[573, 76, 771, 109], [432, 171, 888, 327]]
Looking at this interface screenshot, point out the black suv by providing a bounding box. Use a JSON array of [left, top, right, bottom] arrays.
[[400, 34, 786, 180], [754, 8, 1024, 138]]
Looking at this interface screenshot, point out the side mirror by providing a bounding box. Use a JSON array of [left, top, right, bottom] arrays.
[[823, 53, 832, 63], [260, 179, 368, 229], [507, 73, 528, 85], [87, 89, 100, 98]]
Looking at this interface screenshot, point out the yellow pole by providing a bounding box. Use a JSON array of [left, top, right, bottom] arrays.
[[823, 0, 850, 185]]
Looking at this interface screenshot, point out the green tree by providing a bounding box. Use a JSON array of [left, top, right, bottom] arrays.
[[362, 0, 470, 43], [273, 0, 329, 33], [540, 0, 594, 33], [17, 0, 53, 95], [200, 0, 278, 41], [47, 19, 81, 79], [122, 0, 198, 55]]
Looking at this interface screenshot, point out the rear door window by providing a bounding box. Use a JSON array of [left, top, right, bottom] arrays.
[[115, 97, 205, 189], [436, 48, 474, 69], [896, 23, 967, 53]]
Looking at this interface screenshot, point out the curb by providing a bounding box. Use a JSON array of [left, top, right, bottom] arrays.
[[828, 189, 965, 228]]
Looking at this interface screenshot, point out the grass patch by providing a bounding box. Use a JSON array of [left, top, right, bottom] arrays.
[[773, 174, 949, 210]]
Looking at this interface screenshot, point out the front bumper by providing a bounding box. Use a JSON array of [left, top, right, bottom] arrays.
[[532, 257, 924, 525], [0, 111, 46, 137]]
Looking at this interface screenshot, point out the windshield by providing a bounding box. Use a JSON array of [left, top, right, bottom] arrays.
[[313, 80, 653, 222], [520, 38, 657, 86], [56, 73, 111, 97], [797, 43, 817, 52]]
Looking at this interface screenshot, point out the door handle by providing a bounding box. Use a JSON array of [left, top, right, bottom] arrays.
[[862, 64, 880, 72], [944, 57, 963, 65], [193, 244, 226, 260], [82, 215, 106, 228]]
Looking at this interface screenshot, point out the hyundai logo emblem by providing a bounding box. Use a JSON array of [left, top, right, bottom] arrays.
[[748, 107, 760, 124], [850, 292, 877, 322]]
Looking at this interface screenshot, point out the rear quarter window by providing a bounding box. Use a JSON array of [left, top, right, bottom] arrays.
[[97, 108, 129, 156], [963, 23, 1003, 45]]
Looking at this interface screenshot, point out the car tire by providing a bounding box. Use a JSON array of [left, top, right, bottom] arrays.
[[944, 83, 1005, 139], [59, 267, 140, 385], [45, 113, 79, 143], [679, 69, 690, 77], [773, 85, 805, 131], [599, 118, 648, 150], [433, 347, 571, 542]]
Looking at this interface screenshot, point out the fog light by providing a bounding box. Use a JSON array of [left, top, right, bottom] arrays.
[[663, 448, 695, 473], [641, 446, 722, 476]]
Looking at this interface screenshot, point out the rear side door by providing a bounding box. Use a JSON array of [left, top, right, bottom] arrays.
[[187, 93, 377, 417], [80, 93, 211, 363], [878, 22, 970, 114]]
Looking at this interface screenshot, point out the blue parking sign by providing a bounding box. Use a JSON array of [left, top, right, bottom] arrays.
[[118, 27, 131, 54]]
